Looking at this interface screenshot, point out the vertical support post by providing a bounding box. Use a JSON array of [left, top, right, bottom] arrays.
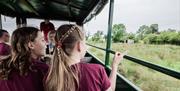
[[105, 0, 115, 66], [16, 17, 27, 28], [0, 15, 2, 29], [22, 17, 27, 27], [16, 17, 21, 28]]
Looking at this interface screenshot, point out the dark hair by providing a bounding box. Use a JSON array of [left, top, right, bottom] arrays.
[[0, 27, 40, 80], [0, 29, 8, 38]]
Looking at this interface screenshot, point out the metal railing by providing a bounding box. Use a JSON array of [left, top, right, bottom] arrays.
[[86, 43, 180, 79]]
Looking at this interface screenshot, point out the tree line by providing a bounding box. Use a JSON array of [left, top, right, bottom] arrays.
[[87, 24, 180, 45]]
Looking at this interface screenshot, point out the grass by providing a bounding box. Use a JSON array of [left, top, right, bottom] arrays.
[[87, 42, 180, 91]]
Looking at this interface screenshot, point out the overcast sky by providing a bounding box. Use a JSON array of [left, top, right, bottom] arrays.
[[84, 0, 180, 34], [1, 0, 180, 35]]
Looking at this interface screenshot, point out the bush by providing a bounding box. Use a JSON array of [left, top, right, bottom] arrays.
[[143, 31, 180, 45]]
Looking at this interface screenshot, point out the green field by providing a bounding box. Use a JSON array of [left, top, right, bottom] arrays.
[[87, 43, 180, 91]]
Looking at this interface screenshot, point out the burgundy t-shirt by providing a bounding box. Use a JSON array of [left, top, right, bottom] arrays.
[[73, 63, 111, 91], [0, 43, 11, 55], [0, 60, 49, 91]]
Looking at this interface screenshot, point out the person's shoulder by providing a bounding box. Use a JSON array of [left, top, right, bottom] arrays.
[[4, 43, 10, 48], [40, 22, 45, 24], [49, 22, 54, 26], [0, 43, 11, 55], [40, 22, 45, 26], [33, 60, 49, 73], [0, 43, 5, 47], [0, 42, 9, 46], [79, 63, 104, 71], [78, 63, 107, 80], [34, 60, 49, 68], [49, 22, 54, 24]]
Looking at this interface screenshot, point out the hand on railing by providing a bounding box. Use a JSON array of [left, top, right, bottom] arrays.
[[112, 51, 127, 68]]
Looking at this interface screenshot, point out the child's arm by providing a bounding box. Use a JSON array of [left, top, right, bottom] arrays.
[[107, 52, 124, 91]]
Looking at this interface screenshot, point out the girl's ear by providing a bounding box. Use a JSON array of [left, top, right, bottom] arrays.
[[28, 41, 35, 49], [77, 41, 81, 52]]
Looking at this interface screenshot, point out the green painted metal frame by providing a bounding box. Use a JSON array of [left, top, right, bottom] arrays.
[[105, 0, 114, 66], [87, 43, 180, 79]]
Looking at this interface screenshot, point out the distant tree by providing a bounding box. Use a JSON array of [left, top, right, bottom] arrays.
[[150, 24, 158, 33], [137, 25, 151, 40], [91, 30, 104, 42], [112, 24, 126, 42], [143, 29, 180, 45], [127, 33, 135, 40], [136, 24, 180, 45], [167, 28, 176, 32], [137, 24, 159, 41]]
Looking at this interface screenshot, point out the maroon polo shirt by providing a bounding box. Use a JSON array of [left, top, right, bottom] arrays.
[[72, 63, 111, 91], [0, 59, 49, 91], [0, 43, 11, 55]]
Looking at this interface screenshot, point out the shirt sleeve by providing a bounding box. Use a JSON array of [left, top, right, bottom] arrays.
[[100, 66, 111, 91]]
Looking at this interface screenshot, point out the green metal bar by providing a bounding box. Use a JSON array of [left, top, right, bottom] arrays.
[[87, 43, 107, 51], [87, 43, 180, 79], [0, 15, 2, 29], [105, 0, 114, 66], [123, 55, 180, 79]]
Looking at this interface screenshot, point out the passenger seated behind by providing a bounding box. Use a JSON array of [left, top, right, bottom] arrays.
[[0, 27, 48, 91], [0, 29, 11, 56], [0, 29, 11, 81], [46, 30, 56, 55], [45, 24, 124, 91], [40, 19, 55, 42]]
